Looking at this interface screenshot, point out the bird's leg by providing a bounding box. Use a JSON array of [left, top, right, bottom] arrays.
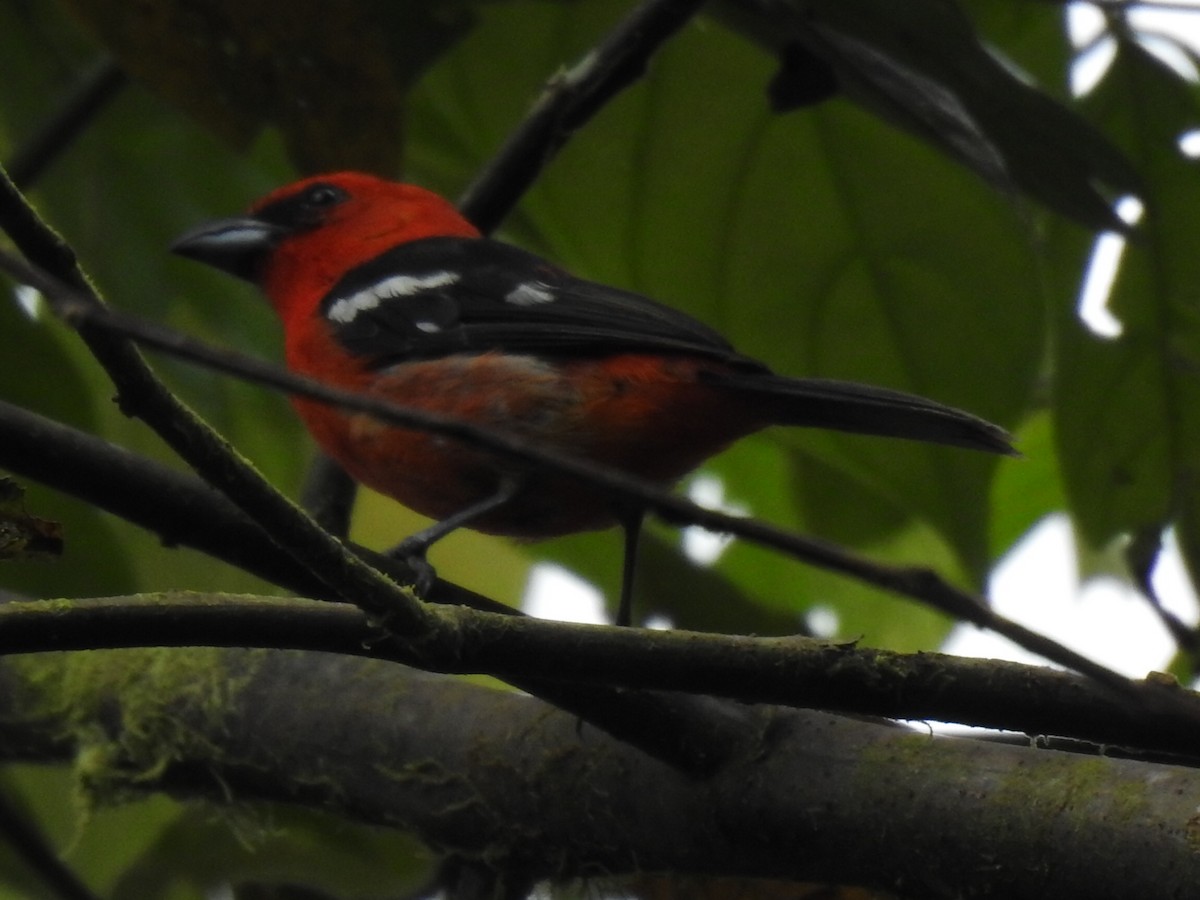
[[615, 509, 645, 627], [387, 474, 523, 596], [300, 453, 356, 537]]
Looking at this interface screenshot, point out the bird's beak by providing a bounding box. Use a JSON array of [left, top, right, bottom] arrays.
[[170, 217, 287, 283]]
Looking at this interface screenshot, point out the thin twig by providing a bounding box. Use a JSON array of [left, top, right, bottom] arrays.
[[0, 396, 510, 615], [0, 789, 101, 900], [7, 59, 127, 190], [458, 0, 708, 231], [0, 245, 1135, 693]]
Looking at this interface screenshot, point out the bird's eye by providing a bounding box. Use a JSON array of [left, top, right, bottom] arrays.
[[251, 181, 350, 232], [303, 184, 347, 210]]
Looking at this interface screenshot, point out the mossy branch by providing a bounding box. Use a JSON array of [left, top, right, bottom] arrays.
[[0, 644, 1195, 895]]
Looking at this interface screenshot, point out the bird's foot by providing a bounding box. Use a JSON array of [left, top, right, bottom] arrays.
[[387, 538, 437, 598]]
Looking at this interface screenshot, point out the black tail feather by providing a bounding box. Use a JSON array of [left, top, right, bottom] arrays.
[[702, 371, 1016, 456]]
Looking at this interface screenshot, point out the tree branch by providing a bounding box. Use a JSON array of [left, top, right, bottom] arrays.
[[298, 452, 356, 538], [0, 647, 1195, 897], [6, 394, 1199, 757], [2, 594, 1199, 760], [457, 0, 709, 231], [0, 395, 526, 615]]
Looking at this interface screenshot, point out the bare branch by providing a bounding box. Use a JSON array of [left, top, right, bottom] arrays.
[[298, 453, 356, 537], [2, 593, 1200, 758], [0, 396, 501, 611], [0, 788, 100, 900], [458, 0, 709, 231]]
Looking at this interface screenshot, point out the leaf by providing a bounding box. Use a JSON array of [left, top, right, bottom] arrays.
[[110, 805, 430, 900], [0, 765, 189, 900], [1053, 40, 1200, 591], [716, 0, 1141, 231], [987, 410, 1067, 562]]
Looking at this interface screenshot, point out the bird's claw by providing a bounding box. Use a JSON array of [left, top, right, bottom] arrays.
[[388, 539, 437, 597]]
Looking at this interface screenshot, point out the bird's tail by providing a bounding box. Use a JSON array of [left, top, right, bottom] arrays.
[[702, 371, 1016, 456]]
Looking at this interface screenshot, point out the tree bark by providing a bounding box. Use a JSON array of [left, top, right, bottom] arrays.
[[1, 647, 1196, 899]]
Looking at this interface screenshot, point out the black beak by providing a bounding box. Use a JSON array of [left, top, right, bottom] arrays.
[[170, 217, 287, 283]]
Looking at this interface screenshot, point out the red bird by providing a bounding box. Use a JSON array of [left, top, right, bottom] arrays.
[[173, 172, 1013, 624]]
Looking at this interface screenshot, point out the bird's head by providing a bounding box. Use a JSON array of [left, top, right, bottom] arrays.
[[171, 172, 479, 317]]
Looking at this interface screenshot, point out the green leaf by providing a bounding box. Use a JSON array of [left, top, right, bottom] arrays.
[[988, 410, 1067, 562], [0, 764, 186, 900], [1054, 41, 1200, 590], [110, 805, 430, 900], [718, 0, 1140, 231], [963, 0, 1076, 91]]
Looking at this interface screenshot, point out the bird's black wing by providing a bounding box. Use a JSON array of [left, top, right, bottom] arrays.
[[320, 238, 1015, 455], [319, 236, 755, 368]]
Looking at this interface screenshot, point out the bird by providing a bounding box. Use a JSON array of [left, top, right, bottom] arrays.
[[172, 171, 1014, 625]]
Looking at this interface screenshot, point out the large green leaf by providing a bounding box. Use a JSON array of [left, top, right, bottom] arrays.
[[963, 0, 1075, 90], [0, 764, 186, 899], [718, 0, 1139, 231], [110, 805, 430, 900], [1054, 41, 1200, 590]]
